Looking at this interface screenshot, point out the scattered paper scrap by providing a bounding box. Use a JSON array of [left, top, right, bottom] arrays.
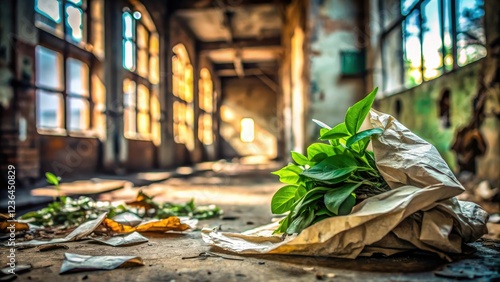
[[91, 231, 148, 246], [1, 264, 31, 275], [112, 212, 143, 227], [14, 213, 107, 248], [59, 253, 144, 274], [103, 216, 194, 233]]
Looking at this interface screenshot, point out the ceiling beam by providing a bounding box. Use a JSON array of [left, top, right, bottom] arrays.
[[199, 37, 282, 52]]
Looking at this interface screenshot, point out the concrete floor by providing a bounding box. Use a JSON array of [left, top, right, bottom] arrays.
[[2, 163, 500, 281]]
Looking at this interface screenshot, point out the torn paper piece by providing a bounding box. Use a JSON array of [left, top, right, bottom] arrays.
[[91, 231, 148, 246], [112, 212, 143, 227], [14, 213, 107, 248], [59, 253, 143, 274]]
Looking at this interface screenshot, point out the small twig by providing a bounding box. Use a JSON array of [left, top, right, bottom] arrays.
[[181, 251, 244, 261]]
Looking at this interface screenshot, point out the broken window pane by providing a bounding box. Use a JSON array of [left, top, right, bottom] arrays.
[[403, 10, 422, 88], [123, 79, 136, 108], [137, 84, 149, 111], [138, 112, 150, 136], [124, 108, 136, 135], [123, 40, 135, 70], [35, 46, 63, 90], [150, 34, 159, 55], [422, 0, 442, 80], [35, 0, 63, 36], [37, 90, 63, 129], [456, 0, 486, 66], [137, 24, 148, 49], [149, 55, 159, 84], [65, 3, 85, 43], [67, 96, 89, 131], [137, 49, 148, 78], [36, 0, 62, 23], [123, 12, 134, 39], [67, 58, 89, 96]]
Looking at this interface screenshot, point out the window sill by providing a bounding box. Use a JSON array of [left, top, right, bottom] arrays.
[[37, 128, 100, 139]]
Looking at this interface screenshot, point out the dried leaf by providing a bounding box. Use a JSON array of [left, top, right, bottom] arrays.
[[0, 221, 29, 233], [103, 217, 190, 233]]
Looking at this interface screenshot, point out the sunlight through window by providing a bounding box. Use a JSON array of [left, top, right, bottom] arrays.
[[240, 118, 255, 143]]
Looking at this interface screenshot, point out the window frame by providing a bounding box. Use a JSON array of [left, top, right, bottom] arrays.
[[379, 0, 486, 95], [121, 6, 161, 143], [34, 0, 104, 137]]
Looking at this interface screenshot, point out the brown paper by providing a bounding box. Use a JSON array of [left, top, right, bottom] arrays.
[[201, 110, 488, 261]]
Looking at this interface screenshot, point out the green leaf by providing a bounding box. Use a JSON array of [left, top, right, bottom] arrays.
[[320, 123, 350, 140], [287, 208, 315, 234], [324, 182, 362, 215], [271, 185, 298, 214], [344, 87, 378, 135], [291, 151, 310, 166], [312, 119, 332, 130], [295, 185, 307, 199], [45, 172, 59, 185], [302, 167, 356, 184], [272, 165, 303, 184], [307, 143, 334, 161], [316, 208, 334, 216], [346, 128, 384, 148], [338, 193, 356, 215]]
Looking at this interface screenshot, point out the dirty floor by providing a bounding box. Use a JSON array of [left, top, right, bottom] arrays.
[[2, 163, 500, 281]]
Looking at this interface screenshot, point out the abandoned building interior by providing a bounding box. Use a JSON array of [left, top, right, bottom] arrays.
[[0, 0, 499, 280]]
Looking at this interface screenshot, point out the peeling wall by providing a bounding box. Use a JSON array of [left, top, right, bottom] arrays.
[[377, 62, 481, 171], [308, 0, 366, 141]]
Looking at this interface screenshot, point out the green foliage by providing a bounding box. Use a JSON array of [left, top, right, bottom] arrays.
[[45, 172, 61, 200], [20, 192, 222, 227], [270, 88, 390, 234]]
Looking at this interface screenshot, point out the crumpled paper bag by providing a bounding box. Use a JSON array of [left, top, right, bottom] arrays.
[[202, 110, 488, 261]]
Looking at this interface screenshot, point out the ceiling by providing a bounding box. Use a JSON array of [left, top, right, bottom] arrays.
[[170, 0, 287, 79]]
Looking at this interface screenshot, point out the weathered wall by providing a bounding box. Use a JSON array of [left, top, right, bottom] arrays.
[[219, 77, 278, 159], [377, 62, 481, 171], [307, 0, 366, 140], [376, 0, 500, 183]]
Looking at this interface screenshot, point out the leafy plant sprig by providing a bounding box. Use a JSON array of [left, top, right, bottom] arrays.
[[45, 172, 62, 201], [271, 88, 390, 235]]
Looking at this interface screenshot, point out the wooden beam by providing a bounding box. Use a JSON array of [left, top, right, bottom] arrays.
[[199, 37, 281, 51]]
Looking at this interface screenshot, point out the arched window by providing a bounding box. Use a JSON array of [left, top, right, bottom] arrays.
[[172, 44, 194, 151], [198, 68, 214, 145], [122, 3, 161, 144], [34, 0, 106, 138]]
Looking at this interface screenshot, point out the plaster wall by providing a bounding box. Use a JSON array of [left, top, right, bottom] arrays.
[[308, 0, 366, 141], [219, 77, 278, 159]]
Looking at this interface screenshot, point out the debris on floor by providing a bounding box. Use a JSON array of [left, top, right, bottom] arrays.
[[91, 231, 148, 247], [59, 253, 144, 274]]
